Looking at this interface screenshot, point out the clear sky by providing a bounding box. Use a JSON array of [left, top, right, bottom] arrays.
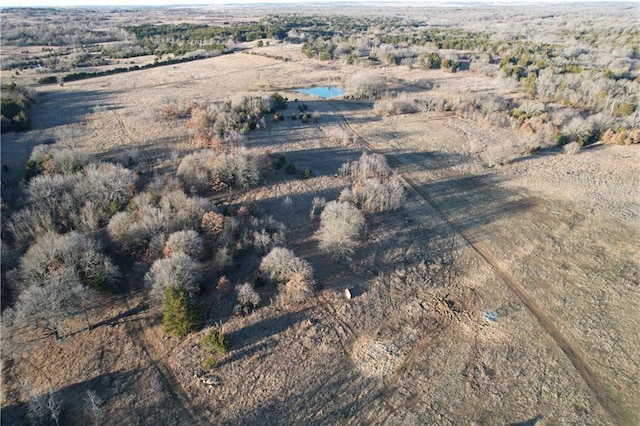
[[1, 0, 628, 8]]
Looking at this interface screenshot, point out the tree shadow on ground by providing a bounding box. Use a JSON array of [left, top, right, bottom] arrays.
[[31, 88, 121, 131], [509, 416, 544, 426], [1, 369, 131, 425], [216, 306, 311, 368], [386, 149, 470, 172], [416, 172, 536, 243], [225, 362, 377, 425], [89, 302, 149, 331], [2, 367, 207, 425]]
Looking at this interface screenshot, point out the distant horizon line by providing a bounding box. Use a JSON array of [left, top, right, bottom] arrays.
[[2, 0, 636, 8]]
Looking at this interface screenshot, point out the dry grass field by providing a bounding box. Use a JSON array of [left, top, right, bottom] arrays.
[[1, 4, 639, 426]]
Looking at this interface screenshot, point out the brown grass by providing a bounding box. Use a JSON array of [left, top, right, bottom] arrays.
[[2, 9, 638, 426]]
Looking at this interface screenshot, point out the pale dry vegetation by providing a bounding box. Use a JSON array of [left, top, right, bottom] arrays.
[[1, 3, 638, 426], [260, 247, 315, 303], [339, 152, 406, 213], [315, 201, 365, 258]]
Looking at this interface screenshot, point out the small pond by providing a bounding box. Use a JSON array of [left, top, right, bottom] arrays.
[[293, 86, 344, 99]]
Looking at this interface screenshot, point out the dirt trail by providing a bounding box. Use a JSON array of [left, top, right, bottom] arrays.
[[330, 102, 626, 424], [117, 288, 208, 424]]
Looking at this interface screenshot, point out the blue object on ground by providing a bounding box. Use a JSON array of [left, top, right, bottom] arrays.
[[293, 86, 344, 99], [483, 309, 499, 322]]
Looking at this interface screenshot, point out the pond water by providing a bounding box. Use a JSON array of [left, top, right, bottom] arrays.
[[293, 86, 344, 99]]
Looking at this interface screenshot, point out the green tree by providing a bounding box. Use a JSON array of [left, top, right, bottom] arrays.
[[162, 286, 201, 337], [201, 328, 229, 355]]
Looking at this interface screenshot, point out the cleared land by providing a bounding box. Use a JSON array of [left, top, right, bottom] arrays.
[[1, 6, 639, 426]]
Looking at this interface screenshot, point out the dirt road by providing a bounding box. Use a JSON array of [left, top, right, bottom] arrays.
[[330, 101, 629, 424]]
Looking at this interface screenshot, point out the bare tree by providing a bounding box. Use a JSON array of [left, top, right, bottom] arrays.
[[15, 268, 94, 339], [339, 152, 392, 180], [260, 247, 315, 302], [344, 71, 386, 99], [18, 232, 119, 294], [46, 390, 63, 426], [352, 176, 405, 214], [26, 392, 47, 426], [315, 201, 365, 258], [338, 152, 405, 213], [163, 230, 204, 259], [236, 282, 261, 313], [108, 189, 207, 252], [145, 252, 201, 302], [84, 390, 103, 424]]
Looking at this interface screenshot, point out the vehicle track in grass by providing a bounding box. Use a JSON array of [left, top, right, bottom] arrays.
[[329, 101, 626, 425], [117, 289, 209, 424], [109, 111, 208, 424]]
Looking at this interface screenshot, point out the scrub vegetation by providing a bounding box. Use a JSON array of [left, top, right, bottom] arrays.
[[1, 3, 638, 425]]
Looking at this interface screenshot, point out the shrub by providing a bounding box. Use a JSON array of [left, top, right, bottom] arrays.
[[442, 58, 460, 73], [145, 252, 201, 301], [351, 176, 405, 213], [186, 104, 215, 130], [108, 189, 206, 252], [161, 100, 195, 120], [29, 146, 89, 176], [373, 98, 419, 116], [339, 152, 393, 180], [17, 231, 119, 294], [162, 286, 201, 337], [260, 247, 315, 302], [419, 52, 441, 69], [282, 272, 314, 303], [38, 76, 58, 85], [563, 141, 581, 155], [201, 211, 225, 237], [345, 72, 386, 100], [275, 154, 286, 169], [236, 282, 261, 313], [1, 83, 33, 133], [562, 116, 593, 146], [163, 230, 204, 259], [601, 128, 640, 145], [12, 161, 136, 242], [201, 327, 228, 355], [615, 102, 635, 117], [270, 93, 287, 111], [324, 124, 353, 146], [315, 201, 365, 258], [285, 162, 296, 175]]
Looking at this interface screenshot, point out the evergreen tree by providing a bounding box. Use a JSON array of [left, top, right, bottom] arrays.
[[162, 286, 201, 337]]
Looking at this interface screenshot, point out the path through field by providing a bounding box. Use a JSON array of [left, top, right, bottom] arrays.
[[331, 101, 638, 424]]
